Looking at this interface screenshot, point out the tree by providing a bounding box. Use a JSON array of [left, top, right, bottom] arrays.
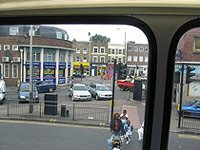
[[90, 34, 110, 43]]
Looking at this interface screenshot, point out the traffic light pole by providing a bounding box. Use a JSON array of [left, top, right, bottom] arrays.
[[178, 63, 184, 128], [111, 59, 116, 122]]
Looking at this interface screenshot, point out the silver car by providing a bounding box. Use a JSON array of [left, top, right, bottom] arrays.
[[68, 83, 91, 101], [88, 83, 112, 100]]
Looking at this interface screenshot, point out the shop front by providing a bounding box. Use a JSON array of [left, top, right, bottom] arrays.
[[43, 62, 56, 84], [58, 62, 66, 84], [90, 63, 107, 76], [73, 62, 90, 75], [26, 62, 41, 82]]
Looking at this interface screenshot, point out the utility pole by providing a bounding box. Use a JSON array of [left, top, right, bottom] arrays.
[[29, 25, 33, 113]]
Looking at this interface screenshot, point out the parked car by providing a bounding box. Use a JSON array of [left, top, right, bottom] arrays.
[[182, 101, 200, 118], [35, 81, 56, 93], [0, 80, 6, 104], [18, 82, 39, 103], [71, 73, 86, 79], [88, 83, 112, 100], [68, 83, 91, 101]]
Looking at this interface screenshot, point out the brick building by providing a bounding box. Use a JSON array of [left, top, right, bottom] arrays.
[[0, 25, 74, 86]]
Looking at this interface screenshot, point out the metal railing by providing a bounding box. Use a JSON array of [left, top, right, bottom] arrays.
[[6, 100, 110, 124], [181, 111, 200, 130]]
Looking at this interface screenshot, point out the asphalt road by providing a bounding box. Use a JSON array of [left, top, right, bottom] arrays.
[[0, 120, 199, 150]]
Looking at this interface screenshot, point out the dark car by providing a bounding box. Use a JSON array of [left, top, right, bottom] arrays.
[[182, 101, 200, 118], [71, 73, 86, 79], [35, 81, 56, 93], [18, 82, 39, 103]]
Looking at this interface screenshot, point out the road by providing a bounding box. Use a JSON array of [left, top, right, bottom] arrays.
[[0, 120, 199, 150]]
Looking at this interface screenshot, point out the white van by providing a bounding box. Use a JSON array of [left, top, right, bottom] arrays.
[[0, 80, 6, 104]]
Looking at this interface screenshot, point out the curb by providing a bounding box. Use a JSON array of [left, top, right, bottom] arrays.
[[0, 117, 110, 128]]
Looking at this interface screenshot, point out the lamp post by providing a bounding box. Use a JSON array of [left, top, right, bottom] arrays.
[[20, 49, 23, 83], [117, 28, 127, 64]]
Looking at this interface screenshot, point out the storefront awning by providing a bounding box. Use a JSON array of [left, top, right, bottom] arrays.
[[73, 62, 90, 67]]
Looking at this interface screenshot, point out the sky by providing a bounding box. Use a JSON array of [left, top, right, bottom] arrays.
[[49, 25, 148, 44]]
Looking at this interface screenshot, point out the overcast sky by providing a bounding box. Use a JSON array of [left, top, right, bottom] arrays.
[[49, 24, 148, 44]]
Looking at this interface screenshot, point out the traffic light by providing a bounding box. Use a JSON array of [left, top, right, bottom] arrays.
[[117, 63, 127, 80], [174, 71, 180, 83], [186, 65, 195, 83]]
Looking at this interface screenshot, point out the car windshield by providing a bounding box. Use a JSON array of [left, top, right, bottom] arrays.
[[20, 84, 37, 92], [96, 85, 109, 91], [73, 85, 87, 91]]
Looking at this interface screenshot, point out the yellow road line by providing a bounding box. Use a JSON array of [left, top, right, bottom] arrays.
[[178, 134, 200, 140]]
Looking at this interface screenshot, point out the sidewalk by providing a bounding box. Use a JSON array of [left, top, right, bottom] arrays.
[[121, 105, 141, 129]]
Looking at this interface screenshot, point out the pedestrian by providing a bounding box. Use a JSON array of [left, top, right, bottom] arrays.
[[124, 120, 133, 144], [138, 121, 144, 141], [108, 112, 123, 150], [120, 110, 129, 137], [110, 112, 123, 136]]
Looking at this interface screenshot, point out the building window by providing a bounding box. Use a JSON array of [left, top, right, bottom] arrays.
[[118, 58, 122, 63], [33, 53, 40, 62], [139, 46, 144, 52], [139, 56, 144, 62], [193, 37, 200, 53], [133, 56, 138, 62], [145, 57, 148, 62], [118, 49, 122, 54], [12, 64, 18, 78], [145, 47, 149, 52], [133, 46, 138, 52], [76, 56, 80, 62], [128, 56, 132, 62], [4, 45, 10, 51], [93, 56, 98, 63], [83, 56, 87, 62], [111, 49, 115, 54], [4, 64, 9, 78], [9, 27, 19, 35], [76, 48, 80, 53], [83, 48, 88, 54], [127, 46, 132, 51], [59, 53, 65, 62], [44, 53, 55, 62], [111, 58, 115, 62], [93, 47, 98, 53], [100, 56, 105, 63], [100, 47, 105, 53], [56, 31, 62, 39]]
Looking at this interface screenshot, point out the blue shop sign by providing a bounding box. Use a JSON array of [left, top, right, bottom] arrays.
[[43, 78, 56, 83], [26, 62, 41, 68], [44, 62, 56, 69], [59, 62, 66, 69], [58, 78, 66, 84]]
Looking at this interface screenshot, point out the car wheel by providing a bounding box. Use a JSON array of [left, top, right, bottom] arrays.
[[49, 88, 53, 93], [95, 94, 99, 100]]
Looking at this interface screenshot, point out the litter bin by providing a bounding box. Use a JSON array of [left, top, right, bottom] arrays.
[[61, 104, 66, 117], [44, 93, 58, 115], [133, 79, 142, 101]]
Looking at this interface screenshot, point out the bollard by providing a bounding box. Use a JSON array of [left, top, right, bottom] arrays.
[[61, 104, 66, 117]]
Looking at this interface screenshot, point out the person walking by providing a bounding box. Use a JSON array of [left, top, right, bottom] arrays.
[[110, 112, 123, 136]]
